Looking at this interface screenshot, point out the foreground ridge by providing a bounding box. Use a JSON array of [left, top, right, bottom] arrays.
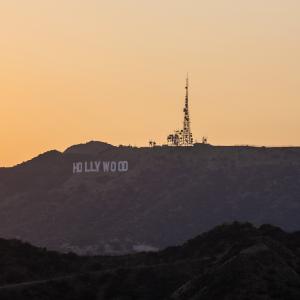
[[0, 222, 299, 299]]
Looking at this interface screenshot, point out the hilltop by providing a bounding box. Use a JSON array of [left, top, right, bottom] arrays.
[[0, 141, 299, 254], [0, 222, 299, 299]]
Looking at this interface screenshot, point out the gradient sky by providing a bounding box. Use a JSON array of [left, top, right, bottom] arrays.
[[1, 1, 300, 166]]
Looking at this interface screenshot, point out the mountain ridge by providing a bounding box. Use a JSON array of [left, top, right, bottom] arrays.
[[0, 222, 299, 299], [0, 141, 299, 254]]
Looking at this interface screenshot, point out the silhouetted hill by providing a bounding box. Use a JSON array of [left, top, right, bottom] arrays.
[[0, 141, 299, 254], [64, 141, 114, 155], [0, 222, 299, 299], [0, 237, 83, 285]]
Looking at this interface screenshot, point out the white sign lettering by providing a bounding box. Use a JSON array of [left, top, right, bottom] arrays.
[[73, 161, 129, 174]]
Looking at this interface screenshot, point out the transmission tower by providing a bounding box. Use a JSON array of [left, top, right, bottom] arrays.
[[167, 75, 194, 146], [182, 74, 193, 146]]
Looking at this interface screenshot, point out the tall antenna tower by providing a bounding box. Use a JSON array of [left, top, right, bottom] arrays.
[[167, 75, 194, 146], [182, 74, 193, 146]]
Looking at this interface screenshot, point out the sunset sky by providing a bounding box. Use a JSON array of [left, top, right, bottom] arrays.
[[1, 1, 300, 166]]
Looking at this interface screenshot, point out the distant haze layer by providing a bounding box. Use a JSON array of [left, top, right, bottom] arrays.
[[0, 1, 300, 166]]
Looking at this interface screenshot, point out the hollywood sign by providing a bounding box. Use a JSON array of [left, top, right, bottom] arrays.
[[73, 161, 129, 174]]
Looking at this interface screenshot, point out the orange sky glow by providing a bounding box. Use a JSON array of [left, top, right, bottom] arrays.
[[0, 1, 300, 166]]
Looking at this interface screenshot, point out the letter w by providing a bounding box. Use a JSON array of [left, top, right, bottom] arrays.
[[103, 161, 110, 172]]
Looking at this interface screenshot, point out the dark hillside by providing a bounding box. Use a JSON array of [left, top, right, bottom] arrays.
[[0, 223, 299, 299], [0, 142, 299, 254]]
